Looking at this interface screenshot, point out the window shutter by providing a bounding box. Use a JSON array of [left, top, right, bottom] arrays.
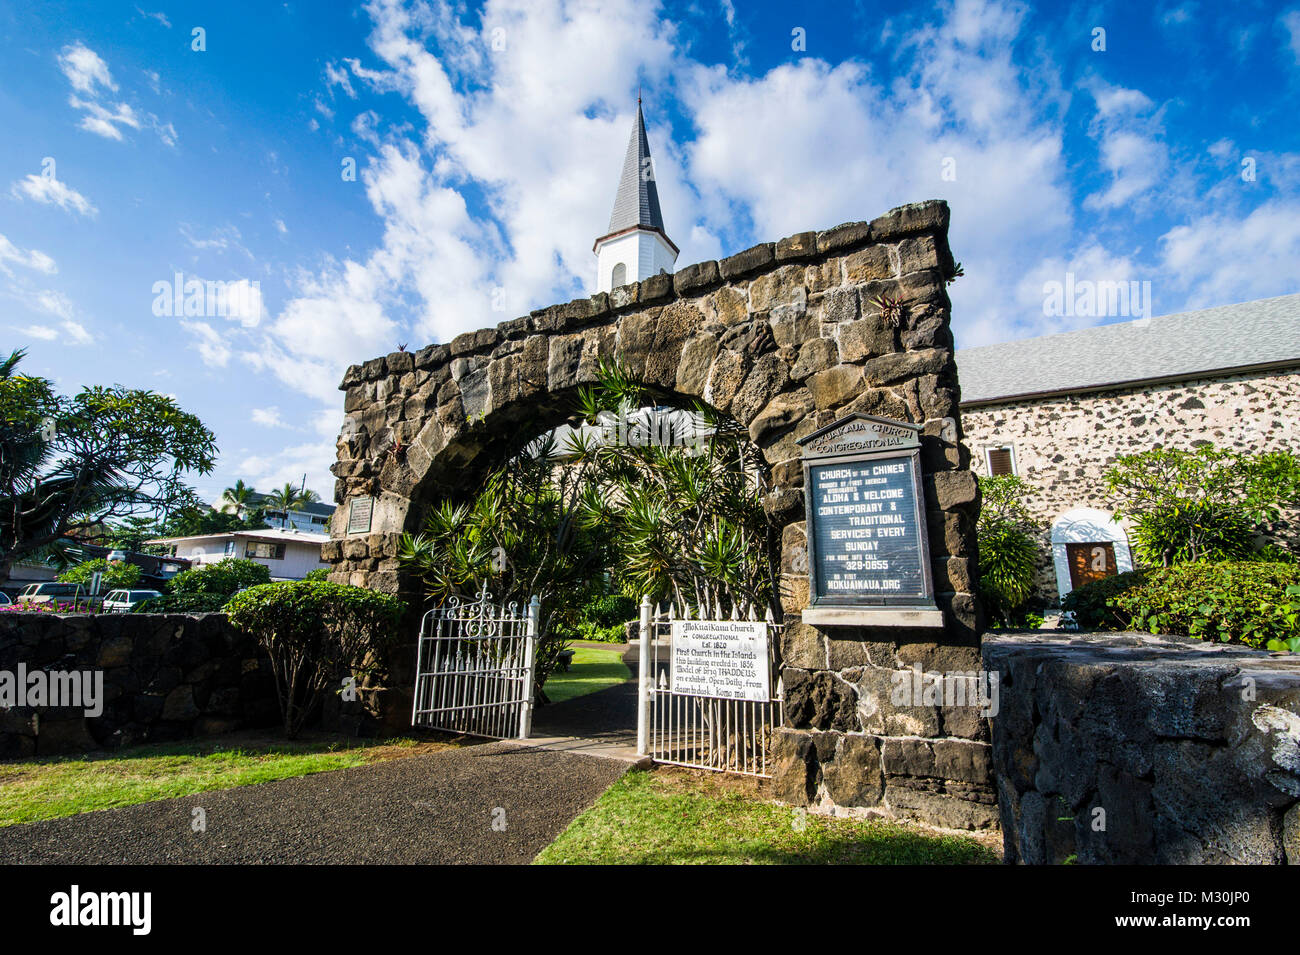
[[987, 447, 1014, 476]]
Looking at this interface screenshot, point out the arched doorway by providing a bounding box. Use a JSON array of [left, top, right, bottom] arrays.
[[1050, 507, 1135, 599]]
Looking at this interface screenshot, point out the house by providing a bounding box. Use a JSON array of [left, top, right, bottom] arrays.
[[223, 492, 335, 534], [957, 292, 1300, 605], [146, 526, 332, 581]]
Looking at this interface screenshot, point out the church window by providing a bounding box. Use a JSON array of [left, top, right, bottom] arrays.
[[986, 445, 1017, 476]]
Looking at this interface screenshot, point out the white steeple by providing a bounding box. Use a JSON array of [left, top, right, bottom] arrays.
[[594, 98, 678, 294]]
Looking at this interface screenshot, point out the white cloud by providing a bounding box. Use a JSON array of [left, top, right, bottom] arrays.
[[238, 441, 339, 503], [136, 7, 172, 28], [15, 324, 58, 341], [180, 320, 234, 367], [1282, 9, 1300, 64], [1081, 80, 1169, 212], [251, 407, 288, 428], [10, 173, 97, 216], [1158, 199, 1300, 308], [58, 43, 176, 146], [58, 42, 116, 94], [0, 233, 57, 275]]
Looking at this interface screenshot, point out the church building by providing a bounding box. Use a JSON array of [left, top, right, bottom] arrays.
[[957, 293, 1300, 606]]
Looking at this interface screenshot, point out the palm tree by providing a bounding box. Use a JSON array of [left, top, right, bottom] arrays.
[[296, 487, 321, 505], [220, 479, 256, 517], [265, 483, 301, 528]]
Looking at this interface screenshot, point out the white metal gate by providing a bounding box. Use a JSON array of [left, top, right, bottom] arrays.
[[636, 598, 784, 777], [411, 586, 539, 739]]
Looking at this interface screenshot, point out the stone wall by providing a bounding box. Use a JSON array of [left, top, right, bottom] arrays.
[[964, 367, 1300, 604], [328, 199, 990, 826], [0, 613, 278, 757], [984, 632, 1300, 864]]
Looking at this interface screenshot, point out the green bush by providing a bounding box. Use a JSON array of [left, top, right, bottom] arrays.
[[225, 581, 405, 737], [134, 593, 230, 614], [977, 521, 1038, 626], [303, 568, 331, 582], [583, 593, 637, 628], [1060, 570, 1149, 629], [167, 557, 270, 598], [58, 558, 142, 590], [1110, 561, 1300, 648]]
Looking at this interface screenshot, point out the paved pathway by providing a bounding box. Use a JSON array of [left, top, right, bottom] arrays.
[[0, 638, 663, 865], [0, 742, 625, 865]]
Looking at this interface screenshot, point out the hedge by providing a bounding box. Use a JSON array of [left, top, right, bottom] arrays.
[[1110, 561, 1300, 649]]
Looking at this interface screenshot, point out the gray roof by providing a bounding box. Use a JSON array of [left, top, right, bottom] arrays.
[[606, 103, 666, 234], [956, 292, 1300, 405]]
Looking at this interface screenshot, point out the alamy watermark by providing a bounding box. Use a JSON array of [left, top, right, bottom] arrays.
[[151, 272, 262, 326], [890, 664, 1000, 717], [1042, 273, 1152, 321], [0, 664, 103, 717], [50, 885, 151, 935]]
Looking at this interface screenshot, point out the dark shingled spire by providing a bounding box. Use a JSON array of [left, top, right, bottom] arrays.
[[606, 101, 665, 233]]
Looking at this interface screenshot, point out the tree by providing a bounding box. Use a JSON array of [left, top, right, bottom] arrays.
[[397, 357, 781, 701], [1105, 446, 1300, 566], [0, 351, 217, 581], [167, 557, 270, 598], [220, 480, 256, 517], [265, 483, 304, 528], [225, 581, 404, 737], [976, 474, 1040, 625], [58, 557, 142, 590], [566, 361, 777, 615]]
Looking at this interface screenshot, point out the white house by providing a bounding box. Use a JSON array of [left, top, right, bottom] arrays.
[[146, 527, 331, 581], [593, 99, 678, 294]]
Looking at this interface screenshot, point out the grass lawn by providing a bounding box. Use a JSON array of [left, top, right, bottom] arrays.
[[534, 766, 1001, 865], [543, 645, 631, 704], [0, 732, 453, 827]]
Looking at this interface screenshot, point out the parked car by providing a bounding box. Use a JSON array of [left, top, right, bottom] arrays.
[[0, 592, 11, 605], [101, 589, 163, 613], [15, 582, 86, 605]]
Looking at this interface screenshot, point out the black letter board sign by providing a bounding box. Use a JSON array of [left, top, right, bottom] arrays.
[[797, 414, 942, 627]]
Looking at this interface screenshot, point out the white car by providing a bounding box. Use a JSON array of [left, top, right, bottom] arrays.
[[15, 582, 86, 605], [101, 589, 163, 613]]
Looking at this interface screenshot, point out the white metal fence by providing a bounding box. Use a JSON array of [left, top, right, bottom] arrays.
[[411, 586, 539, 740], [637, 598, 784, 778]]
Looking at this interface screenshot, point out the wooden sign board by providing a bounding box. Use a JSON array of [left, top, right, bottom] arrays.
[[798, 414, 942, 627]]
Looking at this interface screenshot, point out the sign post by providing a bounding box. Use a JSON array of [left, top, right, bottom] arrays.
[[797, 413, 943, 628]]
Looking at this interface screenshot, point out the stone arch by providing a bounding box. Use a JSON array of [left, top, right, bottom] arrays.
[[327, 199, 997, 826], [1050, 507, 1135, 599], [327, 200, 976, 617]]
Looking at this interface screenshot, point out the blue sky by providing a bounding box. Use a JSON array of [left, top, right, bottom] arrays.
[[2, 0, 1299, 506]]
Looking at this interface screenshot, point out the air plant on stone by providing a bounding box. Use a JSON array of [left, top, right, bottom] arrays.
[[870, 293, 905, 328], [946, 261, 965, 286], [397, 342, 409, 352]]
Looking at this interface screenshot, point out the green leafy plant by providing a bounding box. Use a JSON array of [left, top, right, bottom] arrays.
[[58, 557, 142, 590], [1110, 562, 1300, 648], [225, 581, 405, 737], [1105, 446, 1300, 566], [0, 349, 217, 582], [133, 592, 230, 614], [1060, 569, 1148, 630], [303, 567, 331, 582], [976, 475, 1041, 626], [166, 557, 271, 599]]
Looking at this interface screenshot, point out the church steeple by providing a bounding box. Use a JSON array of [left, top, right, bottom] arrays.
[[594, 98, 678, 294]]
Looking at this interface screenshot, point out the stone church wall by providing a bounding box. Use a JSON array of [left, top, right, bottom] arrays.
[[963, 367, 1300, 605]]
